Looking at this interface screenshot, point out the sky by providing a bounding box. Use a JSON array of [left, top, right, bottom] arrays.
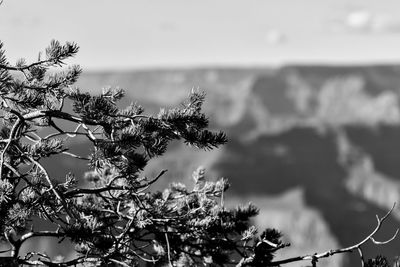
[[1, 0, 400, 70]]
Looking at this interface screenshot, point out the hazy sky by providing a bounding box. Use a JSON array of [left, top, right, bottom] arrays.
[[1, 0, 400, 70]]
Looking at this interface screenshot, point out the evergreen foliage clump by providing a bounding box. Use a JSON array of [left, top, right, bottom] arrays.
[[0, 40, 397, 266]]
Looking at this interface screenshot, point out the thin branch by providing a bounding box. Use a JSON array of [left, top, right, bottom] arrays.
[[370, 228, 399, 245], [27, 156, 77, 221], [165, 232, 173, 267], [108, 259, 131, 267], [18, 255, 87, 266], [23, 133, 41, 143], [20, 230, 63, 243], [64, 173, 130, 198], [136, 169, 168, 192], [0, 248, 11, 254], [0, 116, 22, 179], [81, 123, 96, 141], [357, 247, 365, 267], [0, 50, 74, 71], [267, 203, 398, 266], [64, 185, 128, 197], [61, 151, 89, 160]]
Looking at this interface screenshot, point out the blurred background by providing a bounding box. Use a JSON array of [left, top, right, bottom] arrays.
[[2, 1, 400, 266]]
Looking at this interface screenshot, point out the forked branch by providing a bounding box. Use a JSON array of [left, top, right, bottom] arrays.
[[267, 203, 398, 267]]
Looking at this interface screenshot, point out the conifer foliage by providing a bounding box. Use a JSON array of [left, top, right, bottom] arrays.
[[0, 40, 397, 266]]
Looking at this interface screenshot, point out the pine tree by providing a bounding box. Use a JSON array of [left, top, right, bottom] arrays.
[[0, 40, 397, 266]]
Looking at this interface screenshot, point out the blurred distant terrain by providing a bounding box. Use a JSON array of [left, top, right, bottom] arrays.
[[36, 66, 400, 267]]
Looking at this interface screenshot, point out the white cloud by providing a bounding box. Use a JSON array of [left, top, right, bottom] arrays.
[[346, 10, 372, 31], [265, 29, 286, 45], [344, 10, 400, 33]]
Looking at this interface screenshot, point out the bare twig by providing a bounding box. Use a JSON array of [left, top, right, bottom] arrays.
[[260, 203, 398, 267], [370, 228, 399, 245], [109, 258, 131, 267], [165, 233, 173, 267], [61, 151, 89, 160], [136, 169, 168, 192]]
